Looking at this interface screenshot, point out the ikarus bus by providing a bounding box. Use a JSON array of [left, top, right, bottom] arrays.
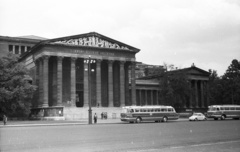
[[120, 106, 179, 123], [206, 105, 240, 120]]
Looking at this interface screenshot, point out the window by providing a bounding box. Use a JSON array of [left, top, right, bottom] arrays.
[[168, 108, 173, 112], [8, 45, 13, 52], [230, 107, 235, 110], [225, 107, 229, 110], [135, 109, 139, 112], [236, 107, 240, 110], [161, 108, 167, 112], [15, 46, 19, 54], [21, 46, 25, 54], [27, 46, 31, 51]]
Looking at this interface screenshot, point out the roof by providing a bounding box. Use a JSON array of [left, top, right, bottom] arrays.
[[16, 35, 48, 40], [21, 32, 140, 60], [137, 66, 210, 80]]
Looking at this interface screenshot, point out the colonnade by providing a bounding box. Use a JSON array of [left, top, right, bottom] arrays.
[[136, 89, 159, 106], [188, 80, 209, 108], [34, 55, 136, 108]]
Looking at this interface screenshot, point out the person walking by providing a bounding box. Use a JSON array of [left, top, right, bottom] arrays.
[[94, 113, 97, 124], [3, 114, 7, 125]]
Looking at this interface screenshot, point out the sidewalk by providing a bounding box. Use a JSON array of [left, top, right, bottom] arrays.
[[0, 118, 123, 127], [0, 118, 188, 127]]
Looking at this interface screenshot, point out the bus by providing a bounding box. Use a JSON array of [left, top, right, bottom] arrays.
[[120, 106, 179, 123], [206, 105, 240, 120]]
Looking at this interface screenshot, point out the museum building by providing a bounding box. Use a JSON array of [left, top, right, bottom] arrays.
[[0, 32, 210, 120]]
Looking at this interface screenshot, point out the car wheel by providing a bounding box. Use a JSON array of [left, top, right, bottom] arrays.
[[136, 117, 141, 123], [162, 117, 168, 122]]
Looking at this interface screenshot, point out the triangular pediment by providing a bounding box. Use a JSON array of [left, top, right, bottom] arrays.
[[187, 67, 210, 76], [45, 32, 139, 52]]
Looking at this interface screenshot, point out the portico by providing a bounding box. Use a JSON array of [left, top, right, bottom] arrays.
[[22, 32, 140, 120]]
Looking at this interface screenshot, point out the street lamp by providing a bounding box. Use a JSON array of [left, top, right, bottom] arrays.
[[84, 56, 95, 124]]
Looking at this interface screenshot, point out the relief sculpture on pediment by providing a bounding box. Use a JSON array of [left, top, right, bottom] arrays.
[[54, 36, 129, 50]]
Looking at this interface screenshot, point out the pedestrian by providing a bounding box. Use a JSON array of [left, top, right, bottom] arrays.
[[101, 112, 103, 119], [94, 113, 97, 124], [3, 114, 7, 125]]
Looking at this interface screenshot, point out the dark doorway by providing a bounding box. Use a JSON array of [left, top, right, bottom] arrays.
[[76, 91, 83, 107]]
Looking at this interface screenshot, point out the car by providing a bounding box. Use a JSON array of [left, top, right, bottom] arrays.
[[189, 113, 207, 121]]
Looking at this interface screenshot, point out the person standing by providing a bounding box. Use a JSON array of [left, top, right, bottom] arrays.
[[3, 114, 7, 125], [94, 113, 97, 124]]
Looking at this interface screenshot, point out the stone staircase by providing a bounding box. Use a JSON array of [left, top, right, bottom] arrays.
[[63, 107, 123, 120]]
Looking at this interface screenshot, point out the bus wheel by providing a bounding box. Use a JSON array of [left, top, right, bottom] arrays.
[[221, 115, 226, 120], [136, 117, 141, 123], [214, 118, 218, 120], [162, 117, 168, 122]]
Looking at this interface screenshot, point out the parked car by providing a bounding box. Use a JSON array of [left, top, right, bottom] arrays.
[[189, 113, 207, 121]]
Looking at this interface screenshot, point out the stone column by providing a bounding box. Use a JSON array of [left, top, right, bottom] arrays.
[[151, 90, 153, 105], [131, 62, 136, 105], [156, 91, 159, 105], [25, 46, 27, 53], [96, 59, 102, 107], [12, 45, 15, 54], [38, 58, 43, 107], [35, 59, 40, 107], [70, 57, 76, 107], [201, 81, 204, 108], [120, 61, 125, 107], [57, 56, 63, 106], [108, 60, 114, 107], [83, 59, 89, 107], [195, 80, 199, 108], [206, 81, 209, 107], [42, 56, 49, 107], [145, 90, 148, 105], [189, 80, 192, 108]]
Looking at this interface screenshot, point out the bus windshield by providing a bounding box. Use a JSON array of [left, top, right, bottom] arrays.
[[208, 107, 219, 111]]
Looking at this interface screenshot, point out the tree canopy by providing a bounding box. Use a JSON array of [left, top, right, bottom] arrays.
[[208, 59, 240, 105], [0, 53, 37, 117]]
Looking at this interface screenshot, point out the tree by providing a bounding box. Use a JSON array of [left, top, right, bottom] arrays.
[[159, 64, 190, 108], [222, 59, 240, 104], [0, 53, 37, 117], [208, 59, 240, 105]]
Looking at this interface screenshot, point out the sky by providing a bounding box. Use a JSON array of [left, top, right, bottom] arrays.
[[0, 0, 240, 76]]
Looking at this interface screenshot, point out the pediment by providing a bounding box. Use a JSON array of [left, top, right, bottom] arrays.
[[46, 32, 139, 52], [187, 67, 210, 76]]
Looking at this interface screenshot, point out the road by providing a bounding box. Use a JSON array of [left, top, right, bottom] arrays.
[[1, 119, 240, 152]]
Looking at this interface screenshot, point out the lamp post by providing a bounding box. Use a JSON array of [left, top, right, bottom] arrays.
[[84, 56, 95, 124]]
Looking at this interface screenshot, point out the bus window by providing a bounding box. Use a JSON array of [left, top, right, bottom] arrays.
[[225, 107, 229, 110], [220, 107, 224, 110], [168, 108, 173, 112], [230, 107, 235, 110], [135, 109, 139, 112], [143, 109, 147, 112], [161, 108, 167, 112], [217, 108, 220, 111], [151, 109, 154, 112], [236, 107, 240, 110], [130, 109, 134, 113], [140, 109, 143, 112]]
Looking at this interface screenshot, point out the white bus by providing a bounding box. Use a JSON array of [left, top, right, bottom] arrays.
[[120, 106, 179, 123], [206, 105, 240, 120]]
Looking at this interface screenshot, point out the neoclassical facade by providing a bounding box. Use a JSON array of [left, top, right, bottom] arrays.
[[20, 32, 141, 119], [138, 65, 210, 112]]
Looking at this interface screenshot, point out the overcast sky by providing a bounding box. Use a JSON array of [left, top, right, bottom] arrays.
[[0, 0, 240, 76]]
